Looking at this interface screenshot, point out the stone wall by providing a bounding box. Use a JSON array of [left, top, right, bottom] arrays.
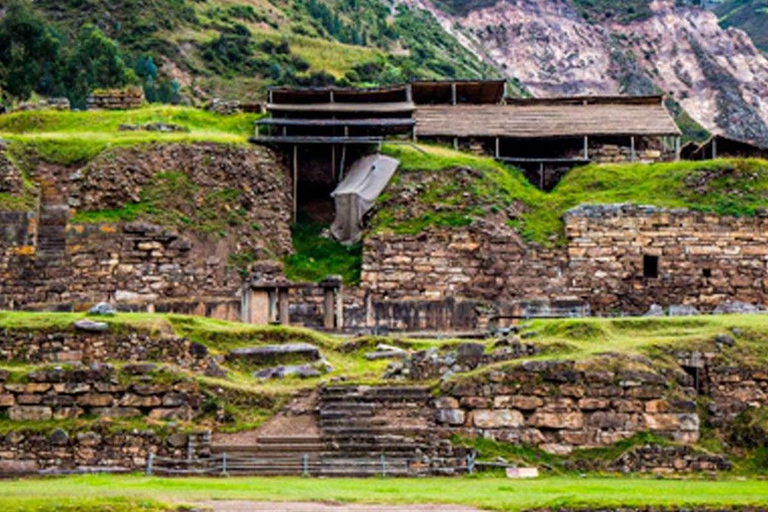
[[0, 364, 205, 422], [86, 88, 144, 110], [0, 143, 291, 315], [0, 328, 210, 367], [362, 204, 768, 319], [0, 428, 209, 475], [435, 359, 699, 455], [565, 204, 768, 314]]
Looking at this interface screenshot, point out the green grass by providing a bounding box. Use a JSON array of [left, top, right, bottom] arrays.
[[0, 106, 259, 166], [3, 474, 768, 511], [378, 144, 768, 245], [283, 219, 363, 285]]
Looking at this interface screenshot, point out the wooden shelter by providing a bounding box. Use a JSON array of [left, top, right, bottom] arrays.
[[681, 134, 768, 160]]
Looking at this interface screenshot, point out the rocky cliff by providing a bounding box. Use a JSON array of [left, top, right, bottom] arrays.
[[404, 0, 768, 144]]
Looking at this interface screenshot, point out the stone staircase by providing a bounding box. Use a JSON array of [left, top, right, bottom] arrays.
[[204, 385, 468, 477], [34, 177, 71, 297]]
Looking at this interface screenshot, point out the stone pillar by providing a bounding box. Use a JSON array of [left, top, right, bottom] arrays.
[[278, 288, 290, 325], [323, 288, 335, 330], [320, 275, 343, 331]]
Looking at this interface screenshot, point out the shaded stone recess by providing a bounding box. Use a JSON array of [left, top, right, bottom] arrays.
[[0, 143, 291, 313], [0, 428, 210, 475], [435, 360, 700, 455], [0, 364, 205, 422], [364, 205, 768, 318], [0, 328, 210, 368], [0, 152, 22, 193]]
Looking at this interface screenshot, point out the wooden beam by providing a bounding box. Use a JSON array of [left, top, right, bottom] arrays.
[[292, 144, 298, 221], [675, 136, 681, 161], [453, 137, 459, 151], [712, 137, 718, 159], [278, 289, 290, 325], [583, 136, 589, 160], [451, 83, 457, 105], [331, 144, 336, 181], [630, 136, 636, 162], [405, 84, 412, 103], [495, 137, 500, 159], [539, 162, 544, 190]]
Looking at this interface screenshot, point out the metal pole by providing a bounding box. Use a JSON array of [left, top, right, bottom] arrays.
[[146, 452, 154, 476]]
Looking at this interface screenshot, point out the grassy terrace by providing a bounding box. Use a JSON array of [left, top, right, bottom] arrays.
[[378, 144, 768, 245], [3, 474, 768, 511], [0, 106, 260, 166]]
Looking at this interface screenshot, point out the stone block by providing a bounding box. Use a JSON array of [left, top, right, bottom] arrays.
[[472, 409, 525, 428], [9, 406, 52, 421], [527, 411, 584, 430], [436, 409, 466, 426], [77, 394, 115, 407]]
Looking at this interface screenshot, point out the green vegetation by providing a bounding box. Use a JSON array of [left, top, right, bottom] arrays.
[[572, 0, 654, 24], [717, 0, 768, 53], [283, 218, 362, 285], [3, 474, 768, 511], [0, 106, 257, 166], [377, 144, 768, 245]]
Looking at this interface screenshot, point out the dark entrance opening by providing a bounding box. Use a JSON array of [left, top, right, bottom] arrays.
[[643, 255, 659, 278]]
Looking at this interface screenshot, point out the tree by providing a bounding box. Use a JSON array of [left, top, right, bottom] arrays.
[[63, 24, 136, 108], [0, 0, 62, 100]]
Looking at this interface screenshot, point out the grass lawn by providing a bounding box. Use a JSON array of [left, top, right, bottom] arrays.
[[2, 474, 768, 511], [0, 106, 260, 166]]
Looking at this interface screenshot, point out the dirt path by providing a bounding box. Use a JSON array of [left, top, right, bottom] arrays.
[[198, 501, 484, 511]]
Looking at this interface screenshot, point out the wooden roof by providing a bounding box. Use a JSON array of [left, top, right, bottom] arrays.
[[415, 100, 681, 138], [267, 102, 416, 114], [411, 80, 506, 105], [269, 85, 408, 104]]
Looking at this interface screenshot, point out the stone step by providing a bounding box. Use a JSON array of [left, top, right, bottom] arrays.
[[211, 444, 326, 454], [257, 436, 322, 445], [319, 418, 388, 428], [322, 426, 432, 436]]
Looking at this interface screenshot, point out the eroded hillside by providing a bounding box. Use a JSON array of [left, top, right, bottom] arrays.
[[404, 0, 768, 144]]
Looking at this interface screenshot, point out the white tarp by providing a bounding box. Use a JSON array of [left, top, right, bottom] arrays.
[[330, 153, 399, 244]]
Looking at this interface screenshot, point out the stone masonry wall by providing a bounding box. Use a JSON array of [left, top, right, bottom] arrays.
[[0, 143, 291, 314], [363, 204, 768, 318], [435, 360, 699, 455], [0, 364, 205, 423]]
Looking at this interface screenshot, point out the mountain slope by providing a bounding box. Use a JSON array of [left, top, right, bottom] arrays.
[[404, 0, 768, 144], [716, 0, 768, 54]]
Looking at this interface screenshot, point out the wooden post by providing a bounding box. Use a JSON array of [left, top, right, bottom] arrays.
[[539, 162, 544, 190], [278, 289, 290, 325], [675, 136, 681, 162], [331, 144, 336, 181], [329, 90, 334, 103], [323, 288, 335, 330], [583, 136, 589, 160], [712, 137, 718, 159], [268, 90, 273, 103], [405, 84, 412, 103], [451, 83, 457, 105], [453, 137, 458, 151], [630, 136, 636, 162], [339, 144, 347, 181], [292, 144, 298, 221], [495, 137, 500, 159]]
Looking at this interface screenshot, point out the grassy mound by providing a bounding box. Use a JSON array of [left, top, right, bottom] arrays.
[[0, 106, 259, 167], [377, 144, 768, 245]]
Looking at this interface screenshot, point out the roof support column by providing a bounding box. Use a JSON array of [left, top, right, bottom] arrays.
[[331, 144, 336, 182], [495, 137, 500, 159], [405, 84, 412, 103], [539, 162, 544, 190], [712, 137, 718, 159], [292, 144, 298, 222], [583, 136, 589, 160], [630, 136, 636, 162], [451, 83, 457, 105], [675, 136, 681, 162], [453, 137, 458, 151]]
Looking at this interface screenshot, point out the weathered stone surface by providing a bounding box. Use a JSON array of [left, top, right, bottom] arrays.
[[436, 408, 466, 426], [528, 411, 584, 430], [228, 343, 321, 364], [9, 406, 52, 421], [73, 320, 109, 332], [472, 409, 525, 428]]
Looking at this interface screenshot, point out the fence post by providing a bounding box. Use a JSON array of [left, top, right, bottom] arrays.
[[303, 453, 309, 477], [222, 452, 228, 476], [146, 452, 154, 476], [380, 454, 386, 477]]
